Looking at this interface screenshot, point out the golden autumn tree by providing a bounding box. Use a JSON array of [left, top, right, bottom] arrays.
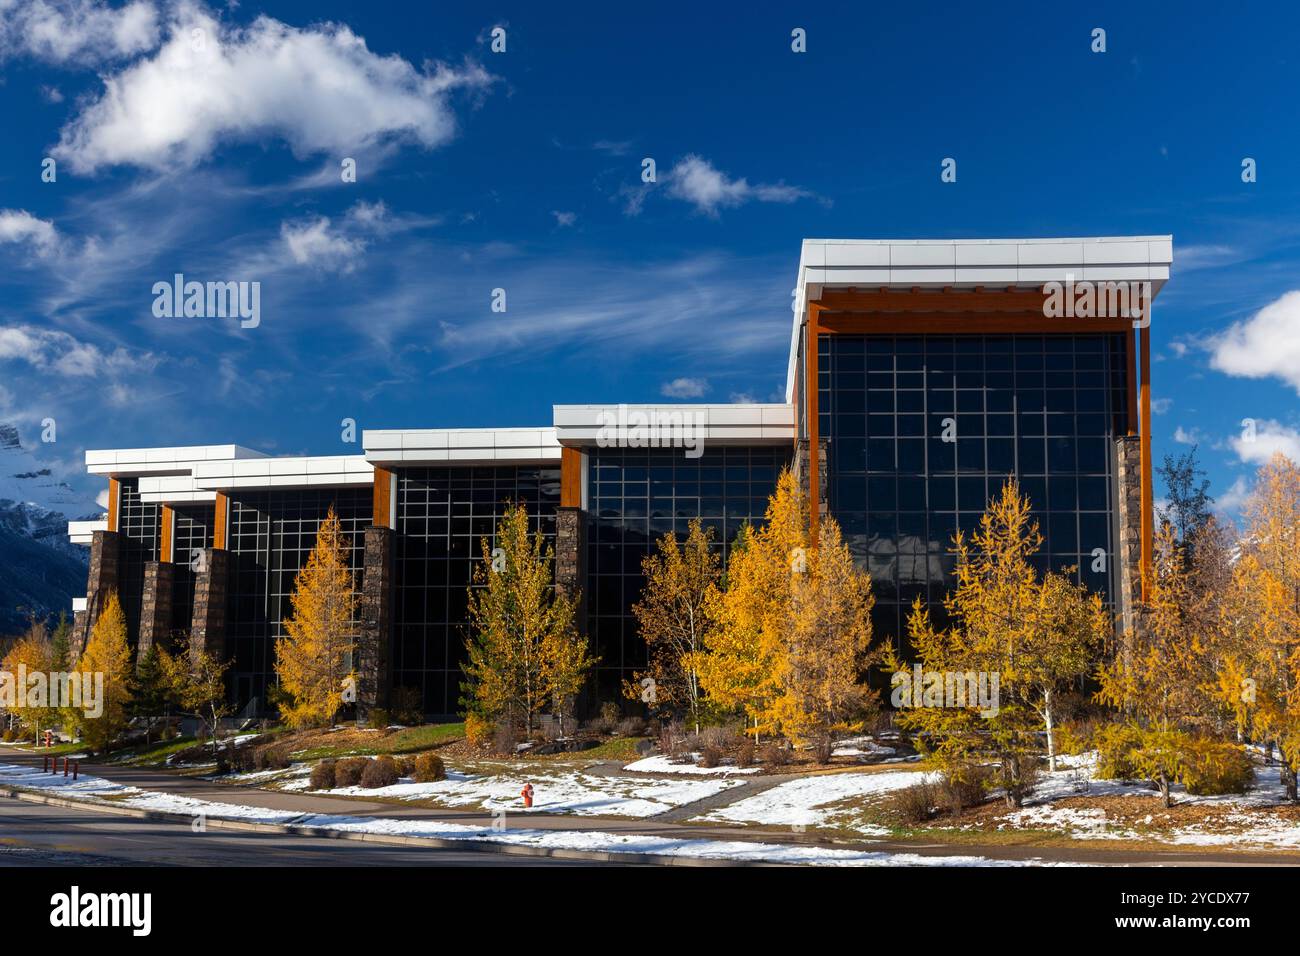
[[1097, 522, 1225, 805], [76, 591, 134, 753], [164, 635, 234, 746], [627, 518, 721, 732], [462, 502, 594, 737], [2, 619, 60, 740], [1222, 453, 1300, 800], [886, 480, 1102, 805], [275, 506, 358, 729], [698, 468, 807, 739], [772, 514, 878, 761]]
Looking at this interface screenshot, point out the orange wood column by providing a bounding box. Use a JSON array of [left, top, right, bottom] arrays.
[[372, 467, 395, 529], [106, 477, 120, 531], [1139, 324, 1153, 600], [212, 491, 229, 550], [160, 505, 175, 563], [560, 447, 583, 508], [807, 303, 822, 544], [1125, 328, 1138, 436]]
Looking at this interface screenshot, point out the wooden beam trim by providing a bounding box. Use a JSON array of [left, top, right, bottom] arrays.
[[106, 477, 120, 532], [560, 447, 583, 508]]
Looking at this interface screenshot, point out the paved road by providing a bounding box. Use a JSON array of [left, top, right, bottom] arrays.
[[0, 796, 607, 867]]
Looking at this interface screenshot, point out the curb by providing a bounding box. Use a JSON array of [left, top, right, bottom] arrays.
[[0, 786, 773, 867]]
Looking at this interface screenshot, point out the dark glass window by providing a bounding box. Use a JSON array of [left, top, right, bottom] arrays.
[[116, 478, 160, 648], [225, 488, 371, 715], [820, 332, 1129, 650], [169, 505, 214, 643], [586, 446, 787, 701], [393, 465, 560, 717]]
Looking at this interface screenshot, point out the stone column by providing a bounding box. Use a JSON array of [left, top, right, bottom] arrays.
[[190, 548, 230, 663], [1114, 435, 1144, 650], [555, 506, 586, 613], [137, 561, 176, 661], [76, 529, 120, 657], [356, 525, 394, 720], [794, 437, 830, 519]]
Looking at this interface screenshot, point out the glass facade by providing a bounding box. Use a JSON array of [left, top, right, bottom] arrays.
[[392, 465, 561, 716], [819, 332, 1129, 648], [116, 478, 160, 647], [224, 488, 371, 712], [585, 446, 788, 700]]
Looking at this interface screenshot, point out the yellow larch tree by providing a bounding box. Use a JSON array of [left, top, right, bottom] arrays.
[[698, 468, 807, 739], [275, 506, 358, 729], [772, 513, 878, 761], [1223, 453, 1300, 800], [76, 591, 134, 753], [2, 619, 60, 740], [461, 502, 593, 736], [628, 518, 721, 732]]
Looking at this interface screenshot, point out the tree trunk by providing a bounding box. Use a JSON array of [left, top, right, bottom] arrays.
[[1157, 772, 1172, 808]]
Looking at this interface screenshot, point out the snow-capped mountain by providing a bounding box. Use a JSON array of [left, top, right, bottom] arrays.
[[0, 423, 100, 636]]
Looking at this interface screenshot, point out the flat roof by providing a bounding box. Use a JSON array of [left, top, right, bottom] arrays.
[[787, 235, 1175, 400]]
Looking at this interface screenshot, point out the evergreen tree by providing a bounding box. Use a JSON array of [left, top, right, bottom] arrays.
[[628, 518, 721, 732], [461, 502, 594, 735], [275, 506, 358, 729], [131, 644, 176, 744]]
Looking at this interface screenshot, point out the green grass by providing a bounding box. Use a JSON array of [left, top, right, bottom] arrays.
[[292, 722, 466, 760], [546, 736, 645, 762]]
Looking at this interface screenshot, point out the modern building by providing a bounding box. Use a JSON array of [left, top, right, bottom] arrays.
[[68, 236, 1171, 718]]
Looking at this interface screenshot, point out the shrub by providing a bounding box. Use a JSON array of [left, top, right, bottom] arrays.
[[334, 756, 369, 788], [595, 701, 621, 734], [698, 745, 722, 768], [1096, 723, 1145, 780], [698, 725, 736, 750], [228, 744, 256, 773], [3, 728, 19, 742], [941, 763, 994, 812], [1180, 738, 1252, 796], [759, 743, 790, 769], [360, 755, 400, 789], [394, 756, 416, 778], [256, 745, 291, 771], [736, 739, 756, 768], [465, 713, 493, 748], [616, 716, 647, 737], [887, 780, 941, 825], [366, 708, 391, 730], [658, 721, 686, 758], [309, 759, 337, 790], [414, 752, 446, 783], [390, 687, 423, 726], [493, 722, 519, 755], [813, 736, 834, 765]]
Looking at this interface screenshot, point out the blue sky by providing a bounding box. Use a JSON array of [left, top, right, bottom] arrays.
[[1, 0, 1298, 513]]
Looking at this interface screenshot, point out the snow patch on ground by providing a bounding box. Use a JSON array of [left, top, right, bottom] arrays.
[[696, 768, 935, 835], [623, 754, 761, 776], [315, 766, 744, 817]]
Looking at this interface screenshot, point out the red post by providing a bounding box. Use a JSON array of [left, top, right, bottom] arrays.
[[42, 755, 48, 773], [63, 757, 69, 777], [73, 761, 79, 781]]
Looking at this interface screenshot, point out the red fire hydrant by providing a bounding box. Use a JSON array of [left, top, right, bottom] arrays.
[[521, 783, 534, 809]]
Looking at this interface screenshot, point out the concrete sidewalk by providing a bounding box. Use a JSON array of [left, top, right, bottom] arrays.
[[3, 747, 1295, 866]]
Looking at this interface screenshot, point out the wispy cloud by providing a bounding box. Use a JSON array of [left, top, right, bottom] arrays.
[[660, 377, 708, 399], [664, 155, 813, 216]]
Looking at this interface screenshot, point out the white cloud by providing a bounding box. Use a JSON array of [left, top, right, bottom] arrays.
[[1230, 418, 1300, 467], [660, 377, 709, 399], [1209, 290, 1300, 394], [1151, 397, 1173, 415], [1216, 476, 1252, 516], [0, 209, 59, 255], [0, 324, 158, 377], [1173, 425, 1205, 445], [280, 216, 365, 273], [551, 210, 576, 227], [665, 155, 810, 216], [54, 10, 494, 173], [0, 0, 159, 65]]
